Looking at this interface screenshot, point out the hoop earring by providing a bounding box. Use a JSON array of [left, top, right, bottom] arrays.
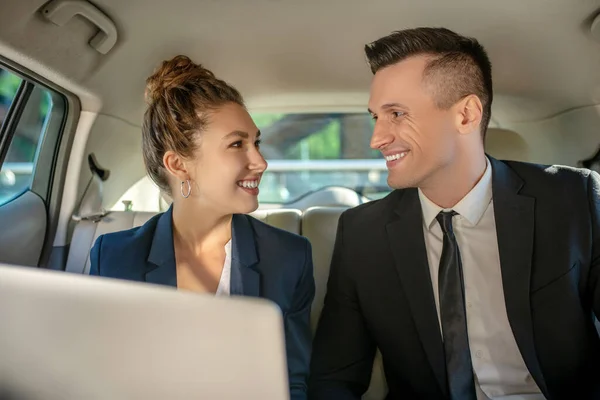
[[181, 179, 191, 198]]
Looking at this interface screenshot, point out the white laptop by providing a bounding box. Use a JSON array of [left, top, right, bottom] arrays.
[[0, 263, 290, 400]]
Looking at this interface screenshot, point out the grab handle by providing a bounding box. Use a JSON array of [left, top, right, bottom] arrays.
[[41, 0, 118, 55]]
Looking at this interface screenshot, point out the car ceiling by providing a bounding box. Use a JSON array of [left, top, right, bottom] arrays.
[[1, 0, 600, 127]]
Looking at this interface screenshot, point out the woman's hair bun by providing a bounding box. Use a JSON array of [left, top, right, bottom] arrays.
[[145, 55, 215, 104]]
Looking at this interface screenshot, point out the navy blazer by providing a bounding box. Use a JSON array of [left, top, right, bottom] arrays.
[[89, 207, 315, 400]]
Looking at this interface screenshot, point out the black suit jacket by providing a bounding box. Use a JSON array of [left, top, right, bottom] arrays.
[[308, 157, 600, 400]]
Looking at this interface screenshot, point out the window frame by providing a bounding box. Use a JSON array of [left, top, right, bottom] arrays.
[[0, 77, 34, 167], [0, 55, 80, 267]]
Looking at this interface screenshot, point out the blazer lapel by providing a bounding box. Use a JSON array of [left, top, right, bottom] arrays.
[[490, 157, 548, 396], [145, 206, 177, 287], [229, 214, 260, 297], [386, 189, 448, 396]]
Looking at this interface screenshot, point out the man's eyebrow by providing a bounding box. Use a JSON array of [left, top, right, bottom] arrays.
[[368, 103, 409, 114], [381, 102, 408, 110]]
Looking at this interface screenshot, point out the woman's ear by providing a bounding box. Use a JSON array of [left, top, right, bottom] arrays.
[[163, 150, 189, 182]]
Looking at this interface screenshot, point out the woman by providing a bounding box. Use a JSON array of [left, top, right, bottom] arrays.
[[89, 55, 314, 399]]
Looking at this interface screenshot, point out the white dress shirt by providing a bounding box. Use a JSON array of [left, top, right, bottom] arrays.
[[417, 159, 545, 400], [215, 239, 232, 296]]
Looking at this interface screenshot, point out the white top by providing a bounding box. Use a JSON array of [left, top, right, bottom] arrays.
[[417, 158, 544, 400], [215, 239, 232, 296]]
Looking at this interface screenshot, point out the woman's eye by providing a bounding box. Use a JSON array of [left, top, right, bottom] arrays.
[[255, 139, 262, 148], [230, 140, 243, 148]]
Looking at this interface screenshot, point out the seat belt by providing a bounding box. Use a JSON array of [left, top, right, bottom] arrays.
[[65, 154, 111, 274], [65, 219, 99, 274]]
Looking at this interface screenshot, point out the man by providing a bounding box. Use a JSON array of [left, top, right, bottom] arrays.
[[308, 27, 600, 400]]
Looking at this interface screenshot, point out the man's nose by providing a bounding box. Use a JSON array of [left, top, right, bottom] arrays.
[[370, 120, 394, 150]]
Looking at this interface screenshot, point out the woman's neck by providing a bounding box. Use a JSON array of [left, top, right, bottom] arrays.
[[171, 200, 232, 256]]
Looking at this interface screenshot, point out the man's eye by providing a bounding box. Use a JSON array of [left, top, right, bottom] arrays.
[[370, 114, 378, 121], [392, 111, 404, 118]]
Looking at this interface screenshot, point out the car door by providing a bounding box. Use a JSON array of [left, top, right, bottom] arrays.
[[0, 60, 76, 268]]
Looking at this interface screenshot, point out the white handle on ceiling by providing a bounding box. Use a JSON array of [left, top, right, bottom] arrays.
[[41, 0, 118, 55]]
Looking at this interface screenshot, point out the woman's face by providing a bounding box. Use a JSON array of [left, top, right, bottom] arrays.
[[167, 102, 267, 215]]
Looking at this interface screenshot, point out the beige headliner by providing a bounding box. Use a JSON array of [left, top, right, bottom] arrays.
[[2, 0, 600, 126]]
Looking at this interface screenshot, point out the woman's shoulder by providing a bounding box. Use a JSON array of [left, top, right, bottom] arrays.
[[90, 212, 164, 275], [243, 214, 310, 251], [96, 212, 163, 248]]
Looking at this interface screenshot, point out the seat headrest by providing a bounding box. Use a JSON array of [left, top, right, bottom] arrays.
[[286, 186, 366, 211], [485, 128, 529, 162]]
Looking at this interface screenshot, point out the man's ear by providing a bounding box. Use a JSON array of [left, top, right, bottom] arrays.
[[455, 94, 483, 135]]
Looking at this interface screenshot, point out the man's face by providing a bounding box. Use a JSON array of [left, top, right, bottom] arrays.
[[368, 55, 460, 189]]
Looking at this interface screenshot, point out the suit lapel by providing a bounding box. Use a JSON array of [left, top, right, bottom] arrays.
[[386, 189, 448, 396], [229, 214, 260, 297], [490, 157, 548, 396], [145, 206, 177, 287]]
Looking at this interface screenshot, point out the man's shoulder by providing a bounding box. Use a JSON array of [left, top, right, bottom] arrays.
[[498, 158, 592, 190], [341, 190, 406, 225], [502, 159, 591, 179]]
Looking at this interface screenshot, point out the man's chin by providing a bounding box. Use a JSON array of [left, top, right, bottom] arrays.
[[387, 175, 418, 190]]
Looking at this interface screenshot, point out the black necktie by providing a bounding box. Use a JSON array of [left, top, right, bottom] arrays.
[[436, 211, 477, 400]]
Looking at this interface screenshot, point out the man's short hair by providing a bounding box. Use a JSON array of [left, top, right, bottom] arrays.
[[365, 27, 493, 138]]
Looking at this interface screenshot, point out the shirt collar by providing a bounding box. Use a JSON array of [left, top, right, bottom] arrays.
[[418, 157, 493, 230]]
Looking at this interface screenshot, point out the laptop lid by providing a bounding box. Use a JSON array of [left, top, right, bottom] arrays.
[[0, 264, 289, 400]]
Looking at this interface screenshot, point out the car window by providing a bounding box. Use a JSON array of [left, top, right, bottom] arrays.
[[252, 112, 390, 203], [0, 69, 21, 129], [0, 66, 66, 205]]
